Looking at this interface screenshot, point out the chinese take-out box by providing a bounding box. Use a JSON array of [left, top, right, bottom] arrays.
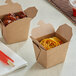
[[30, 21, 72, 68], [0, 0, 38, 44]]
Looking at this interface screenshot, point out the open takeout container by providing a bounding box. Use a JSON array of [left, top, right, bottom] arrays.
[[0, 0, 38, 44], [30, 20, 72, 68]]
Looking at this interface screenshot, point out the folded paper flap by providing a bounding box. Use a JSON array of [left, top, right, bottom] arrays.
[[5, 0, 13, 4], [31, 20, 55, 39], [56, 24, 72, 41], [24, 7, 38, 18], [0, 0, 22, 18], [5, 18, 31, 29], [30, 36, 45, 50]]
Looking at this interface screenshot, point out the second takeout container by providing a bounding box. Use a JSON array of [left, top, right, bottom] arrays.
[[30, 21, 72, 68], [0, 0, 38, 44]]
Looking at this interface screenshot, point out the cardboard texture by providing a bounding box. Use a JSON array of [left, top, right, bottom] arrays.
[[0, 0, 38, 44], [32, 20, 55, 39], [31, 20, 72, 68], [48, 0, 76, 25]]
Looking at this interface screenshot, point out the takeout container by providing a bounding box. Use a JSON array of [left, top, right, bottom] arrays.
[[30, 21, 72, 68], [69, 0, 76, 16], [0, 0, 38, 44]]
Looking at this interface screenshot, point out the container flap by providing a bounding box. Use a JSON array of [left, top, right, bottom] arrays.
[[56, 24, 72, 41], [24, 7, 38, 18], [31, 20, 55, 39], [0, 0, 22, 18], [30, 36, 45, 50]]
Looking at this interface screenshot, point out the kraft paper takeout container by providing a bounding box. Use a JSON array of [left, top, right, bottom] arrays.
[[0, 0, 38, 44], [30, 21, 72, 68]]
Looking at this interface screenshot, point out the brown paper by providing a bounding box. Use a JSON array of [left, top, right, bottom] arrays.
[[2, 18, 31, 44], [31, 21, 72, 68], [31, 20, 55, 39], [0, 0, 22, 18], [56, 24, 72, 41], [24, 7, 38, 18], [0, 0, 38, 44], [30, 36, 45, 50]]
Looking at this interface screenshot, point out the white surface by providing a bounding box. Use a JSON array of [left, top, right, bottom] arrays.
[[0, 0, 76, 76], [0, 42, 27, 76]]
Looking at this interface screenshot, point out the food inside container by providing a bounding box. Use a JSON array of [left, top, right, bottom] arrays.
[[1, 11, 27, 26], [0, 0, 38, 44], [31, 21, 72, 68], [40, 37, 63, 50]]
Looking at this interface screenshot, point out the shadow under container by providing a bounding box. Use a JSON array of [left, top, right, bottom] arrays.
[[0, 0, 38, 44], [31, 21, 72, 68]]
